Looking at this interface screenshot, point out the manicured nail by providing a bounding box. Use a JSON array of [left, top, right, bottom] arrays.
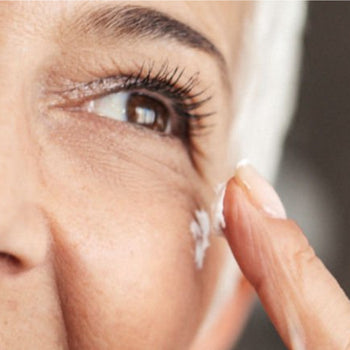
[[235, 159, 287, 219]]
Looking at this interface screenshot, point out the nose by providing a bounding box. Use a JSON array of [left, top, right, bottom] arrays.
[[0, 102, 50, 273], [0, 204, 50, 272]]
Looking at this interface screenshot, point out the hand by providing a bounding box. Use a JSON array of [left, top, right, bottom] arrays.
[[223, 161, 350, 350]]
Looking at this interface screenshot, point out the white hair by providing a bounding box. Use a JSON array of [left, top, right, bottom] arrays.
[[199, 0, 307, 338], [231, 1, 307, 182]]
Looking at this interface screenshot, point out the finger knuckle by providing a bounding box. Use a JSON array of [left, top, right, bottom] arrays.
[[293, 243, 316, 267], [286, 232, 319, 282]]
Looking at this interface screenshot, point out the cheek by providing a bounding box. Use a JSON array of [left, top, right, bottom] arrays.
[[38, 117, 215, 348], [50, 200, 204, 349]]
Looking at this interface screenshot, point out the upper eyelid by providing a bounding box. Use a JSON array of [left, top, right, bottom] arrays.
[[47, 64, 212, 110], [47, 76, 134, 106]]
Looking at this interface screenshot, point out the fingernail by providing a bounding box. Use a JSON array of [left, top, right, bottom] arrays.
[[235, 159, 287, 219]]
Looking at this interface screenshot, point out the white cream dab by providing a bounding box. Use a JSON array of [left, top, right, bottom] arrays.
[[190, 209, 210, 269], [190, 185, 229, 269], [212, 183, 227, 235]]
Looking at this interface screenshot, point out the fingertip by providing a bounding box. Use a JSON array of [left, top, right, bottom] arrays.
[[221, 164, 289, 287], [222, 176, 247, 242], [222, 176, 238, 222], [222, 176, 263, 281]]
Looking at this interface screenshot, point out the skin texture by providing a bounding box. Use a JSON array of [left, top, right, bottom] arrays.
[[0, 2, 250, 350], [5, 3, 345, 350]]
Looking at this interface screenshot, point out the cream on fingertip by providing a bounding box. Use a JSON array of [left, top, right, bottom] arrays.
[[212, 182, 227, 235], [235, 158, 251, 170]]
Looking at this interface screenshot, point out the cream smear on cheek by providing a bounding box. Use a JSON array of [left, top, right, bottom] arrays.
[[190, 209, 210, 269], [189, 183, 243, 337], [190, 183, 227, 269]]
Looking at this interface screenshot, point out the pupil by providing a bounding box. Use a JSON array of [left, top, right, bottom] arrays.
[[127, 93, 169, 132]]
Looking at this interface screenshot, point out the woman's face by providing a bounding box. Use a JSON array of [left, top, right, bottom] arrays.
[[0, 2, 248, 349]]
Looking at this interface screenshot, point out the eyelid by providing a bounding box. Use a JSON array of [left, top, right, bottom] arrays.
[[47, 63, 208, 108], [48, 76, 132, 108]]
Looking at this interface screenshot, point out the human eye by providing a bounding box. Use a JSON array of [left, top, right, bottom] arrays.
[[86, 91, 174, 135], [56, 64, 213, 148]]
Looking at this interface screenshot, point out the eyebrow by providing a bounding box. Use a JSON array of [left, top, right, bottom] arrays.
[[71, 4, 229, 86]]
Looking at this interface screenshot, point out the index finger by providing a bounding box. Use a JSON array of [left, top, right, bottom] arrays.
[[223, 162, 350, 349]]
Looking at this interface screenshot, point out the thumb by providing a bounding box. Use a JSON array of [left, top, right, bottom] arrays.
[[223, 161, 350, 350]]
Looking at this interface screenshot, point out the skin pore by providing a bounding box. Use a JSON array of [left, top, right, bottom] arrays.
[[0, 2, 250, 349]]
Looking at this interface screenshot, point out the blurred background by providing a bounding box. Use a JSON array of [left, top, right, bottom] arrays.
[[236, 2, 350, 349]]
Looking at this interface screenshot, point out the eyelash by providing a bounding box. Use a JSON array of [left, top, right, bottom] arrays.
[[120, 64, 213, 140], [56, 63, 214, 145]]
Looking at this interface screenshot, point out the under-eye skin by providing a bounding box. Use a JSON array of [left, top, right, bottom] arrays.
[[52, 64, 215, 147]]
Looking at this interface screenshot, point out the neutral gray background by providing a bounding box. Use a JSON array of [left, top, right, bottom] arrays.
[[235, 2, 350, 349]]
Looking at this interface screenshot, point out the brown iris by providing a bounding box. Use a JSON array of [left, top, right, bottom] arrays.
[[126, 93, 169, 132]]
